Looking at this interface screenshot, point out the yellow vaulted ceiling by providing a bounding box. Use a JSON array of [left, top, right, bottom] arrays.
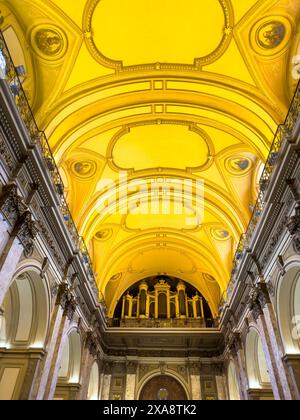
[[2, 0, 300, 316]]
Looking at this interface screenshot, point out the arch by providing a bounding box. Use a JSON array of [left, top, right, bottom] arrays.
[[87, 362, 100, 400], [276, 261, 300, 354], [245, 327, 271, 390], [0, 266, 50, 348], [227, 360, 240, 400], [138, 374, 188, 401]]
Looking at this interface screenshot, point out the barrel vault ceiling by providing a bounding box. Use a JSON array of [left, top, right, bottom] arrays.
[[1, 0, 300, 316]]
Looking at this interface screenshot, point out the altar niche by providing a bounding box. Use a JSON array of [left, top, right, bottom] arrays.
[[112, 277, 214, 328]]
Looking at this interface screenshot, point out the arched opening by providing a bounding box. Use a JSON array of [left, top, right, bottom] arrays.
[[54, 330, 82, 400], [277, 267, 300, 354], [0, 269, 50, 400], [139, 375, 188, 401], [87, 362, 100, 400], [227, 361, 240, 400], [245, 328, 273, 399], [158, 293, 167, 319]]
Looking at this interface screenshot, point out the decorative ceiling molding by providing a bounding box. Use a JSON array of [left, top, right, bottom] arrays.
[[83, 0, 234, 72]]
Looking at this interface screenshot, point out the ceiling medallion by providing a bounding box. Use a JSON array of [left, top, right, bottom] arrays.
[[225, 157, 252, 175], [211, 228, 230, 241], [95, 229, 113, 241], [71, 161, 97, 179], [250, 16, 292, 56], [83, 0, 234, 71], [30, 25, 67, 60]]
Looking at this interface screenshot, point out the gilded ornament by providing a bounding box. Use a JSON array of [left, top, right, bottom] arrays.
[[30, 25, 67, 60]]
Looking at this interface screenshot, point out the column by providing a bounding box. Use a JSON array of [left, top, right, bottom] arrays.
[[216, 372, 229, 401], [121, 296, 126, 318], [253, 284, 298, 400], [229, 334, 249, 400], [77, 332, 98, 400], [0, 218, 9, 255], [200, 297, 204, 319], [166, 288, 170, 319], [18, 350, 46, 400], [283, 355, 300, 400], [189, 363, 201, 400], [44, 296, 76, 401], [215, 365, 228, 401], [0, 211, 36, 305], [32, 284, 76, 400], [98, 370, 105, 401], [101, 362, 112, 400], [125, 361, 137, 400], [175, 294, 180, 318]]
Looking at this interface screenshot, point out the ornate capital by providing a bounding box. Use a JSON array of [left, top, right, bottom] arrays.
[[228, 332, 243, 356], [287, 206, 300, 254], [256, 283, 271, 309], [56, 283, 76, 320], [0, 184, 27, 226], [276, 255, 286, 276], [232, 333, 243, 353], [103, 361, 112, 375], [126, 361, 138, 375], [85, 331, 98, 357], [63, 296, 76, 321], [15, 211, 38, 257], [56, 283, 70, 307], [251, 300, 263, 322], [159, 361, 167, 374], [214, 363, 225, 376], [189, 362, 200, 376]]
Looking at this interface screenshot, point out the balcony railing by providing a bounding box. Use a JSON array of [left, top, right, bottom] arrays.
[[0, 31, 102, 301], [221, 80, 300, 309]]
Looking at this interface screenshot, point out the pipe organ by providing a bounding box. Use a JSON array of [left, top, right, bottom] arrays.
[[120, 279, 206, 327]]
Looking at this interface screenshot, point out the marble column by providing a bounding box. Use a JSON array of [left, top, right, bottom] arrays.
[[101, 362, 113, 400], [98, 373, 105, 400], [283, 355, 300, 400], [125, 362, 137, 400], [0, 210, 37, 304], [101, 370, 112, 400], [230, 334, 249, 400], [254, 284, 298, 400], [215, 364, 228, 401], [18, 350, 45, 400], [0, 185, 37, 304], [32, 284, 76, 400], [43, 298, 76, 401], [0, 218, 9, 255], [77, 332, 98, 400], [189, 363, 201, 400], [0, 234, 23, 304], [125, 375, 136, 400]]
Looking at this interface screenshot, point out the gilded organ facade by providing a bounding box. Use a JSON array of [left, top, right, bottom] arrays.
[[116, 278, 210, 328]]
